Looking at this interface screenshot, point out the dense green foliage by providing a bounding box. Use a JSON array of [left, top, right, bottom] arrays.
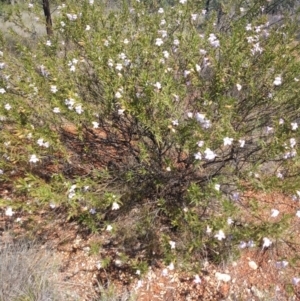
[[1, 0, 300, 271]]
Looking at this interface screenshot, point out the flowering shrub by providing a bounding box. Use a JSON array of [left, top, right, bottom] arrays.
[[1, 0, 300, 267]]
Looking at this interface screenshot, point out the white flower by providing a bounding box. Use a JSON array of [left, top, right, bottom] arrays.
[[123, 38, 129, 44], [247, 240, 255, 248], [154, 82, 162, 89], [115, 91, 122, 99], [92, 121, 99, 128], [191, 14, 198, 21], [208, 33, 220, 48], [227, 218, 233, 225], [195, 64, 201, 72], [75, 105, 83, 114], [236, 83, 242, 91], [85, 25, 91, 31], [5, 207, 14, 217], [155, 38, 163, 46], [296, 210, 300, 218], [194, 275, 201, 284], [89, 0, 94, 4], [270, 209, 279, 217], [118, 109, 125, 115], [158, 7, 164, 13], [223, 137, 233, 146], [53, 107, 60, 113], [206, 225, 212, 234], [179, 0, 187, 4], [239, 139, 245, 148], [29, 154, 39, 163], [28, 3, 33, 8], [194, 152, 202, 160], [70, 65, 76, 72], [115, 63, 123, 71], [45, 40, 52, 46], [4, 103, 11, 111], [106, 225, 113, 231], [246, 23, 252, 31], [169, 241, 176, 249], [279, 118, 284, 125], [214, 184, 220, 191], [204, 148, 216, 160], [0, 88, 6, 94], [214, 230, 226, 240], [50, 85, 58, 93], [273, 76, 282, 86], [0, 169, 3, 175], [187, 112, 193, 118], [262, 237, 272, 248], [112, 202, 120, 210], [291, 122, 298, 131], [290, 138, 296, 148], [168, 262, 174, 270]]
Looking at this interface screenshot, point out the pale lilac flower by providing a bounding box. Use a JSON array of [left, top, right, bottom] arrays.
[[75, 105, 83, 114], [194, 152, 202, 160], [208, 33, 220, 48], [276, 172, 283, 179], [4, 103, 11, 110], [223, 137, 233, 146], [199, 49, 207, 55], [50, 85, 58, 93], [214, 230, 226, 240], [197, 140, 204, 147], [276, 261, 288, 269], [204, 148, 216, 160], [173, 39, 180, 46], [194, 275, 201, 284], [162, 268, 168, 276], [169, 241, 176, 249], [89, 208, 96, 214], [112, 202, 120, 210], [262, 237, 272, 248], [0, 88, 6, 94], [291, 122, 298, 131], [271, 209, 279, 217], [92, 121, 99, 128], [273, 76, 282, 86], [53, 107, 60, 113], [66, 13, 77, 21], [239, 241, 247, 249], [29, 154, 39, 163], [292, 277, 300, 285], [155, 38, 163, 46]]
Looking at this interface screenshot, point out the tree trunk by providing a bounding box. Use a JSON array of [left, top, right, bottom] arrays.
[[42, 0, 53, 36]]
